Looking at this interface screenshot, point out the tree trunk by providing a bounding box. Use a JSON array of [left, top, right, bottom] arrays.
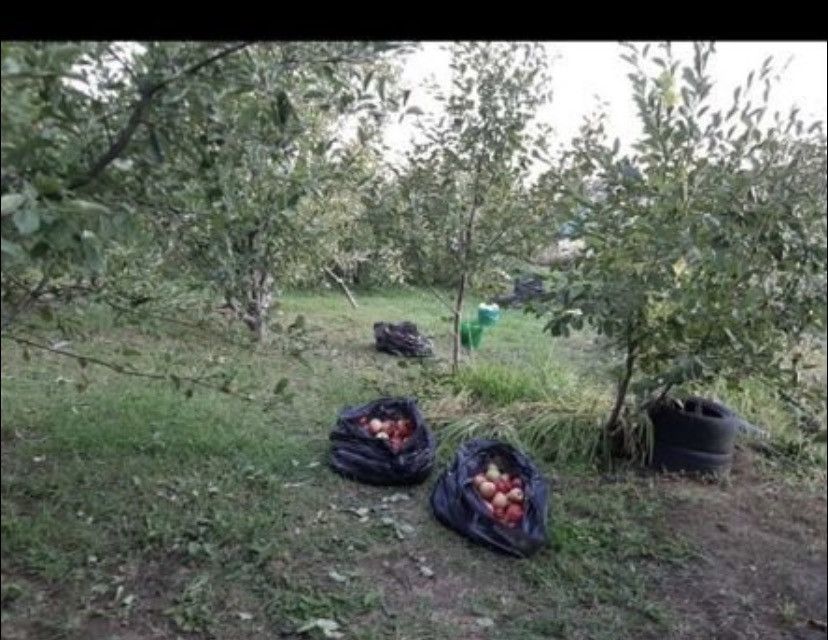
[[603, 342, 637, 462], [605, 344, 637, 433], [451, 271, 467, 374], [243, 269, 274, 343]]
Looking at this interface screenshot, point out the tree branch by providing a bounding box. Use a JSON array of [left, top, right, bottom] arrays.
[[322, 267, 359, 309], [1, 274, 49, 331], [153, 42, 252, 93], [69, 42, 252, 190], [3, 334, 256, 402]]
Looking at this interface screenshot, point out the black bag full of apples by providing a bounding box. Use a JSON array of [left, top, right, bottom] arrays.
[[429, 438, 550, 558], [329, 397, 436, 486]]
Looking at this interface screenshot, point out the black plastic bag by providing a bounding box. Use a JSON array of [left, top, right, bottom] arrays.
[[491, 273, 546, 308], [329, 397, 436, 485], [373, 321, 433, 357], [430, 438, 550, 558]]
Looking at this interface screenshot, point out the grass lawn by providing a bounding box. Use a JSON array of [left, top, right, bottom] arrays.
[[2, 288, 825, 639]]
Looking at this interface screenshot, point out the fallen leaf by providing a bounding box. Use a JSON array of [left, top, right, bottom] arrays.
[[237, 612, 254, 621], [382, 493, 410, 503], [328, 570, 348, 584], [419, 566, 435, 578], [475, 616, 495, 628], [297, 618, 343, 638]]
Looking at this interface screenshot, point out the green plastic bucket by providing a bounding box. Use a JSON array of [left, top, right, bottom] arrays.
[[477, 306, 500, 327], [460, 321, 484, 348]]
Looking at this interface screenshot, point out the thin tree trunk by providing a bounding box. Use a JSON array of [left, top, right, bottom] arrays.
[[254, 317, 268, 343], [450, 152, 484, 374], [323, 267, 358, 309], [451, 271, 467, 375], [604, 342, 637, 433], [241, 269, 273, 343], [602, 341, 638, 463]]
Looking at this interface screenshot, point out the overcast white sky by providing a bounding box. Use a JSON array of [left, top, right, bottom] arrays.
[[383, 41, 827, 162]]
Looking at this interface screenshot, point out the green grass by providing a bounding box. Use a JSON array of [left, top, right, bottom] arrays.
[[1, 287, 823, 639]]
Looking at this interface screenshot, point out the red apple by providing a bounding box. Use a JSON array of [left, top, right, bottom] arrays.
[[492, 492, 509, 509], [507, 488, 524, 503], [478, 481, 496, 499], [511, 477, 523, 489], [473, 473, 487, 488], [369, 418, 383, 434], [501, 473, 511, 484], [505, 503, 524, 523], [493, 506, 506, 519], [375, 432, 389, 441]]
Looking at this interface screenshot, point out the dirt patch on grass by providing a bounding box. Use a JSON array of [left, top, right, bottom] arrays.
[[651, 450, 827, 640], [1, 559, 194, 640]]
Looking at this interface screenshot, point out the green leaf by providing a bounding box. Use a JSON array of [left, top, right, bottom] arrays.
[[1, 194, 26, 214], [287, 314, 306, 332], [121, 347, 142, 356], [1, 239, 26, 257], [68, 199, 110, 216], [273, 378, 289, 395], [362, 70, 374, 91], [296, 618, 343, 639], [13, 208, 40, 235], [33, 175, 63, 197]]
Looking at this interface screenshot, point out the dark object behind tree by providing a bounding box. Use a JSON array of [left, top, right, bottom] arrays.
[[491, 274, 546, 308]]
